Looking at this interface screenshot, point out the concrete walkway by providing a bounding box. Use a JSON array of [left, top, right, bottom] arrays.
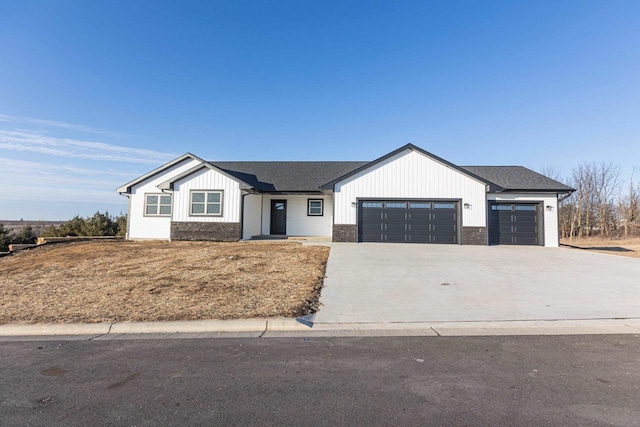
[[311, 243, 640, 324]]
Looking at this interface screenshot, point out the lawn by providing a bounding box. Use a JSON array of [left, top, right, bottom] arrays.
[[0, 240, 330, 324], [561, 237, 640, 259]]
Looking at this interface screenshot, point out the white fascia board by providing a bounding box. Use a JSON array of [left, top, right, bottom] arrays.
[[116, 153, 206, 194]]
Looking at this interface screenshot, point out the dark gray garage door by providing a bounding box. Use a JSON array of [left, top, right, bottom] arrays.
[[489, 202, 542, 245], [358, 200, 458, 243]]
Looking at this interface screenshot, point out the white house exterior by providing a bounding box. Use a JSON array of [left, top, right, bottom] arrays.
[[117, 144, 574, 247]]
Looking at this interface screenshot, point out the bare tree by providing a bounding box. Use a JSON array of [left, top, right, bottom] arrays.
[[539, 165, 563, 182], [593, 162, 621, 236], [618, 169, 639, 236]]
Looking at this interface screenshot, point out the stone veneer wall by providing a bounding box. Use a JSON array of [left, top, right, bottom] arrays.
[[170, 222, 241, 242], [461, 226, 487, 245], [332, 224, 357, 242]]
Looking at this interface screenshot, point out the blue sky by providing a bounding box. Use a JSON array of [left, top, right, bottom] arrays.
[[1, 1, 639, 220]]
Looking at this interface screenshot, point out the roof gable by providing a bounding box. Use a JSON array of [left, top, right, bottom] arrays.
[[157, 162, 255, 190], [320, 143, 499, 190], [116, 153, 205, 194]]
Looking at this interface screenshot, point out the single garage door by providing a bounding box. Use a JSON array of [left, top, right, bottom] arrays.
[[489, 202, 542, 245], [358, 200, 458, 243]]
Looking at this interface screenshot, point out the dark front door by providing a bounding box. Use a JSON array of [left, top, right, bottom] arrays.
[[270, 200, 287, 235]]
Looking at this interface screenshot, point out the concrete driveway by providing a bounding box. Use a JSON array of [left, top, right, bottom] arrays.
[[311, 243, 640, 324]]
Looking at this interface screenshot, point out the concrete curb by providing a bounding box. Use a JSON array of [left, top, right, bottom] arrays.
[[110, 319, 268, 334], [0, 322, 112, 336], [1, 318, 639, 339]]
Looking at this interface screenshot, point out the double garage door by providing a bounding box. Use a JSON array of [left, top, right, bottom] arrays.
[[358, 200, 458, 243]]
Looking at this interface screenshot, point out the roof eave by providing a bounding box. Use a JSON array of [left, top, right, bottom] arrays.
[[492, 188, 576, 193]]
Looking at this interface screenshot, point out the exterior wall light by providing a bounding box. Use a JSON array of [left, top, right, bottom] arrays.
[[463, 203, 472, 209], [546, 205, 554, 211], [351, 201, 357, 207]]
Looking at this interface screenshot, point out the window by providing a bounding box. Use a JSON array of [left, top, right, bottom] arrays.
[[433, 203, 455, 209], [491, 205, 512, 211], [190, 191, 223, 216], [515, 205, 537, 211], [362, 202, 383, 208], [307, 199, 324, 216], [385, 202, 406, 208], [145, 194, 172, 216], [409, 203, 430, 209]]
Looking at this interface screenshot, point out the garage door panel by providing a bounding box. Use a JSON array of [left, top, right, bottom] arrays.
[[432, 225, 457, 233], [431, 218, 456, 225], [407, 234, 430, 243], [383, 222, 407, 233], [513, 226, 538, 234], [409, 223, 430, 231]]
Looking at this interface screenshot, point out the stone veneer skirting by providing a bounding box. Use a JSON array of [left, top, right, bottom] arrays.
[[461, 226, 488, 245], [170, 222, 241, 242], [332, 224, 357, 242]]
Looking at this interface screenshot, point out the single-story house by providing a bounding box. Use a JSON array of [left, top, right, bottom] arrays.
[[117, 144, 574, 246]]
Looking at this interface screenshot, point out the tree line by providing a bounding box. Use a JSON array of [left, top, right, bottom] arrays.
[[543, 163, 639, 239], [0, 224, 37, 251], [0, 211, 127, 252]]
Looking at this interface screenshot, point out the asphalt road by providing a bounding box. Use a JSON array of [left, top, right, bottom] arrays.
[[1, 335, 639, 426]]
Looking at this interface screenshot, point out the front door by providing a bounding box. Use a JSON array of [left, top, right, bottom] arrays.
[[270, 200, 287, 235]]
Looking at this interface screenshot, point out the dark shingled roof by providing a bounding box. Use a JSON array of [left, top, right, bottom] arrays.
[[460, 166, 574, 192], [211, 161, 368, 192], [207, 161, 573, 193]]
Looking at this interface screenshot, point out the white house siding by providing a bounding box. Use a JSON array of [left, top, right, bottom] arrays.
[[260, 195, 333, 237], [333, 149, 487, 227], [488, 193, 559, 247], [242, 194, 262, 240], [128, 158, 202, 240], [172, 168, 242, 222]]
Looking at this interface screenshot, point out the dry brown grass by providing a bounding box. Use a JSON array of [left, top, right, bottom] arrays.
[[561, 237, 640, 259], [0, 240, 330, 324]]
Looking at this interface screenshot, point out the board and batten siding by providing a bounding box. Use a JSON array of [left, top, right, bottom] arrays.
[[128, 158, 202, 240], [333, 149, 487, 227], [261, 195, 333, 236], [488, 193, 559, 247], [242, 194, 262, 239], [172, 167, 242, 223]]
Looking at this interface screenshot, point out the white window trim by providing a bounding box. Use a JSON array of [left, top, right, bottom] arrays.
[[189, 190, 224, 217], [144, 193, 172, 217], [307, 199, 324, 216]]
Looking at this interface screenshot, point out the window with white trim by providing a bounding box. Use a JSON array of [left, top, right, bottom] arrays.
[[190, 191, 223, 216], [307, 199, 324, 216], [145, 194, 172, 216]]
